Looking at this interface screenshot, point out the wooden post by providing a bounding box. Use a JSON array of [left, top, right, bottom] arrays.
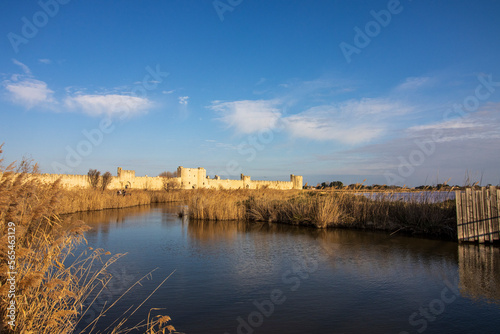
[[495, 188, 500, 241], [485, 187, 492, 242], [465, 188, 473, 241], [477, 189, 485, 243], [473, 188, 479, 242], [462, 192, 469, 241], [456, 190, 464, 241]]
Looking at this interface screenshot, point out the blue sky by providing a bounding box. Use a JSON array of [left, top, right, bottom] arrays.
[[1, 0, 499, 187]]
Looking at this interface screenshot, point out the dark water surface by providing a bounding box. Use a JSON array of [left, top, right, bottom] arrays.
[[70, 203, 500, 334]]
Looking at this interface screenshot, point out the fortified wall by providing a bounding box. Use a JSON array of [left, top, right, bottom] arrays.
[[176, 167, 303, 190], [33, 167, 303, 191]]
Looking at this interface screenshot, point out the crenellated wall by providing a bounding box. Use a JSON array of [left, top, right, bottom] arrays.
[[36, 173, 89, 188], [28, 166, 302, 191], [177, 167, 302, 190]]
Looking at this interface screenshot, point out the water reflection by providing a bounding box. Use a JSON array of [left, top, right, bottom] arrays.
[[70, 205, 155, 235], [459, 244, 500, 303], [72, 206, 500, 305], [186, 218, 500, 304], [66, 204, 500, 333], [68, 204, 182, 236], [187, 219, 459, 281]]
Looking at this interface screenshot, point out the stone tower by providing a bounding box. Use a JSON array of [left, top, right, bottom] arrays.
[[177, 166, 207, 189], [290, 174, 303, 190]]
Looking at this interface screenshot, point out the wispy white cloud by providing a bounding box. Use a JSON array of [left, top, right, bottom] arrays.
[[277, 76, 357, 106], [407, 103, 500, 142], [3, 60, 54, 109], [335, 98, 411, 117], [284, 107, 384, 144], [395, 76, 431, 91], [255, 77, 267, 86], [5, 79, 55, 109], [283, 97, 408, 144], [38, 58, 52, 64], [4, 78, 55, 109], [210, 96, 409, 145], [12, 59, 31, 75], [134, 80, 160, 85], [64, 94, 151, 117], [178, 96, 189, 105], [2, 59, 153, 118], [210, 99, 282, 134]]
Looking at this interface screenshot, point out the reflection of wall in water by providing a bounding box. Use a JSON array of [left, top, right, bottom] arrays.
[[187, 220, 241, 244], [459, 244, 500, 303], [67, 206, 157, 238]]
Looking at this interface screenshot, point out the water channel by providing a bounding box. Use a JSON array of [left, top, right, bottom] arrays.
[[70, 203, 500, 334]]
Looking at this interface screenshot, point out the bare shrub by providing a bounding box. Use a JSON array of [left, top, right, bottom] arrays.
[[163, 178, 180, 191], [159, 171, 180, 191], [87, 169, 100, 189], [101, 171, 112, 192], [159, 171, 177, 178]]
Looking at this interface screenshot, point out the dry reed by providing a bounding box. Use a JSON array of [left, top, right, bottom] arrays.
[[185, 188, 457, 239], [0, 145, 177, 333], [56, 188, 187, 215]]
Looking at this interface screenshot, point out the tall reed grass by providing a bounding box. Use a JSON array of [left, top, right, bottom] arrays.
[[57, 188, 187, 214], [0, 146, 177, 333], [185, 189, 457, 239]]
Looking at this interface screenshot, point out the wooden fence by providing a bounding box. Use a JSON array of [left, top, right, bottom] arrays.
[[455, 186, 500, 243], [458, 244, 500, 301]]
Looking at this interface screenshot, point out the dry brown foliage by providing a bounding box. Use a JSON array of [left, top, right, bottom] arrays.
[[0, 145, 178, 334], [184, 188, 457, 239]]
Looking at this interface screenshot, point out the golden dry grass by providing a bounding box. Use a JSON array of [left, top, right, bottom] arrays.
[[0, 145, 177, 334], [56, 188, 187, 214], [184, 188, 457, 239]]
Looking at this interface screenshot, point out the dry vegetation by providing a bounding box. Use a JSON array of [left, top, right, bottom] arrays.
[[0, 145, 177, 334], [0, 143, 459, 332], [185, 188, 457, 239], [56, 188, 187, 215]]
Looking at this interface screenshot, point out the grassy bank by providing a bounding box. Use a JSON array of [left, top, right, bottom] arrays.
[[56, 188, 187, 214], [185, 189, 457, 240]]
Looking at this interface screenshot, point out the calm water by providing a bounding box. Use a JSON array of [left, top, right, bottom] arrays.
[[69, 203, 500, 334]]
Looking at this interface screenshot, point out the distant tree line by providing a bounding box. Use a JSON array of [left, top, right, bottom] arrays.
[[306, 181, 479, 191]]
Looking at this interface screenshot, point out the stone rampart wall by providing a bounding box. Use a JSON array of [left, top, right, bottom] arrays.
[[17, 166, 302, 191]]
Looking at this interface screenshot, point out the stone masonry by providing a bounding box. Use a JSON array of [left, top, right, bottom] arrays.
[[33, 167, 303, 190]]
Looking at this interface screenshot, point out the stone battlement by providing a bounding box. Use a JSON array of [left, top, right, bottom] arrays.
[[176, 167, 302, 190], [32, 166, 303, 191]]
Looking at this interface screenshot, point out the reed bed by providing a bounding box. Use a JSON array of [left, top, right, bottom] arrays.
[[187, 190, 245, 220], [185, 189, 457, 239], [56, 188, 187, 214], [0, 147, 177, 334]]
